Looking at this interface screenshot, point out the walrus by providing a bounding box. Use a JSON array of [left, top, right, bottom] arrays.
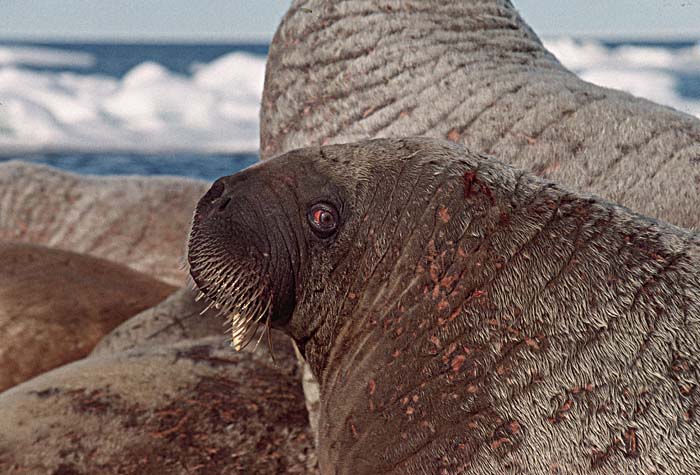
[[0, 161, 209, 285], [0, 336, 318, 475], [262, 0, 700, 231], [0, 241, 175, 392], [0, 288, 319, 474], [188, 137, 700, 474]]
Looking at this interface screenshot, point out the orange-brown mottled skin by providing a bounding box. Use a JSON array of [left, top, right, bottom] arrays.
[[189, 138, 700, 475]]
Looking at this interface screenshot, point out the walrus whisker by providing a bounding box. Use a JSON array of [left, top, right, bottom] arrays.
[[228, 294, 271, 351], [236, 327, 258, 351], [253, 322, 267, 352], [232, 308, 258, 335], [200, 300, 216, 315], [218, 270, 249, 296], [231, 279, 259, 299], [236, 300, 263, 328], [232, 321, 257, 350], [265, 314, 277, 364]]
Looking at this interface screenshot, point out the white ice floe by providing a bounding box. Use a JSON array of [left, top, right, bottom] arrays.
[[0, 49, 265, 154], [544, 37, 700, 118], [0, 45, 95, 68]]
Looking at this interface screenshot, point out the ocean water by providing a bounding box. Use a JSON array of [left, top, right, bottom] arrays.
[[0, 38, 699, 181]]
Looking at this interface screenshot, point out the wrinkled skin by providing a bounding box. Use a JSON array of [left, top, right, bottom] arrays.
[[261, 0, 700, 448], [0, 161, 209, 285], [189, 137, 700, 475], [262, 0, 700, 231]]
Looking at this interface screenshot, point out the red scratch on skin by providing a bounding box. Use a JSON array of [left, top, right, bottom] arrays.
[[441, 343, 459, 364], [451, 355, 467, 373], [525, 337, 541, 351], [440, 275, 457, 288], [463, 170, 495, 204], [463, 171, 477, 198], [368, 379, 376, 396], [491, 438, 510, 450], [471, 290, 487, 299], [438, 205, 451, 223], [447, 307, 461, 323]]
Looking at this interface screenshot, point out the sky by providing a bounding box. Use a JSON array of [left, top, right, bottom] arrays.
[[1, 0, 699, 41]]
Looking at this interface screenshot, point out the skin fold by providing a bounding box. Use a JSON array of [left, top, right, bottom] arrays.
[[188, 137, 700, 474], [262, 0, 700, 231]]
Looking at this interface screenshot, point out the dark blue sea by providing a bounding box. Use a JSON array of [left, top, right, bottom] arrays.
[[0, 38, 698, 181]]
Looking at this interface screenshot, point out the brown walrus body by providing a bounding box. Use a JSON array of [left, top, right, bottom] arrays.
[[0, 241, 175, 392], [0, 336, 317, 475], [188, 137, 700, 474], [0, 288, 319, 474]]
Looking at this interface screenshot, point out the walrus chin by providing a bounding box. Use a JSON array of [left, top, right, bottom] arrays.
[[187, 250, 272, 351]]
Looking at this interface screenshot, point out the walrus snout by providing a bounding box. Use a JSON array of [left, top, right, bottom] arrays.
[[187, 167, 300, 350]]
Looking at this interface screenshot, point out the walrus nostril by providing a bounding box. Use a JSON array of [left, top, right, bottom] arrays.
[[205, 178, 226, 203], [196, 177, 229, 216], [217, 196, 231, 212]]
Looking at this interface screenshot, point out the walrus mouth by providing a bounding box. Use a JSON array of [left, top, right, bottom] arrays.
[[187, 251, 272, 351]]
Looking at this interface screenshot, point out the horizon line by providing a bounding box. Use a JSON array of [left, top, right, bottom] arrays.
[[0, 30, 699, 45]]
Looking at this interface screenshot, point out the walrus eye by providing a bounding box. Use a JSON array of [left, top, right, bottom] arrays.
[[308, 202, 338, 238]]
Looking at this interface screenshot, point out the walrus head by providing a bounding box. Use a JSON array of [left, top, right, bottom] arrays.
[[187, 141, 383, 352], [188, 147, 327, 350], [187, 138, 496, 370]]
